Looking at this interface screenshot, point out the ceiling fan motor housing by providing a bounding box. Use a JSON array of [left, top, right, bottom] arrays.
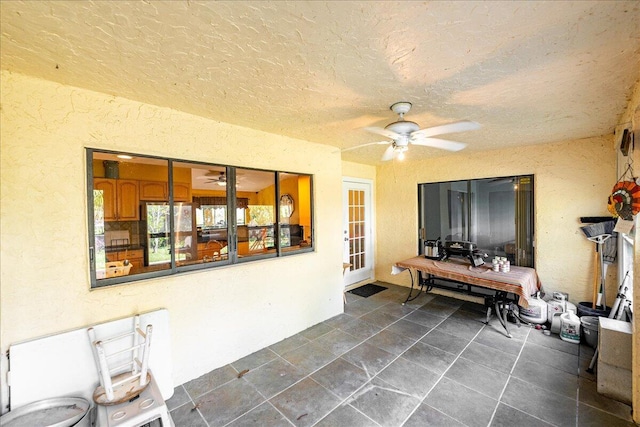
[[385, 120, 420, 138]]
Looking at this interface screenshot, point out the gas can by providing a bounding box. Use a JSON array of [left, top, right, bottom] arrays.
[[518, 292, 548, 324], [560, 312, 581, 344], [547, 293, 577, 319]]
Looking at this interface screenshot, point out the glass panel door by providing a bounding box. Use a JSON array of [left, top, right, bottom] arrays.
[[419, 175, 534, 267], [515, 176, 535, 266], [343, 179, 373, 285]]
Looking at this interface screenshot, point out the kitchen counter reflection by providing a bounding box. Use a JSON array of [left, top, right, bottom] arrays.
[[105, 245, 143, 253]]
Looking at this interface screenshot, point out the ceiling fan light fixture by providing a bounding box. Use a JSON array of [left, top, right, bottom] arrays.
[[204, 170, 227, 186], [394, 145, 408, 160], [352, 101, 480, 162]]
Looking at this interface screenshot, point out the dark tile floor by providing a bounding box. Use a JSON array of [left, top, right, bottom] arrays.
[[165, 283, 635, 427]]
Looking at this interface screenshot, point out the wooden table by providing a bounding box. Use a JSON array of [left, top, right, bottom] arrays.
[[393, 256, 541, 337]]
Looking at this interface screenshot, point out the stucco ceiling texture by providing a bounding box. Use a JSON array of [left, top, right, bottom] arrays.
[[1, 1, 639, 164]]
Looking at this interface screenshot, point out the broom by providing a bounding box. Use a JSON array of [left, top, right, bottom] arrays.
[[580, 219, 615, 309]]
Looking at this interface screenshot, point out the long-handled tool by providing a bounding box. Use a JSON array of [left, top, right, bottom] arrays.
[[590, 250, 599, 309], [586, 271, 630, 374], [609, 271, 630, 319], [579, 220, 614, 309]]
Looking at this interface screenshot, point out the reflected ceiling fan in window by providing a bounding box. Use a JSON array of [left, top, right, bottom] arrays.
[[343, 102, 481, 161], [204, 170, 227, 186]]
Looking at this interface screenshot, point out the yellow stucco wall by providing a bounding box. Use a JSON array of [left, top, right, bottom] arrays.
[[375, 136, 616, 305], [2, 69, 638, 416], [342, 161, 377, 182], [0, 71, 344, 407]]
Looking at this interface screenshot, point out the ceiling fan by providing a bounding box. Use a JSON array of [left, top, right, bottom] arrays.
[[204, 170, 227, 186], [343, 102, 481, 161]]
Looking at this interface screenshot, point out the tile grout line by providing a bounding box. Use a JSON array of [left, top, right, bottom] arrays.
[[222, 398, 295, 427], [303, 298, 426, 426], [219, 299, 405, 427], [398, 302, 532, 426], [486, 323, 533, 426], [510, 334, 587, 425], [185, 294, 467, 425], [226, 355, 298, 426], [169, 384, 211, 427], [308, 294, 444, 426], [398, 312, 489, 427], [172, 287, 629, 427], [186, 292, 492, 426], [181, 357, 294, 426], [575, 342, 581, 427]]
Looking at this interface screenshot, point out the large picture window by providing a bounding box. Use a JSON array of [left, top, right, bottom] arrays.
[[87, 149, 314, 288], [418, 175, 534, 267]]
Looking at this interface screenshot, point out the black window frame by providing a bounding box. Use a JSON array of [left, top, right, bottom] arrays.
[[418, 175, 535, 267], [86, 148, 314, 289]]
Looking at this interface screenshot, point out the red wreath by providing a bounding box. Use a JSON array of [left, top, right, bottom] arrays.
[[608, 180, 640, 220]]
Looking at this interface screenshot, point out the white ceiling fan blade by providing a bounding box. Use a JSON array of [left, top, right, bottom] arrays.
[[364, 126, 401, 140], [381, 145, 395, 161], [412, 120, 480, 138], [341, 141, 389, 153], [411, 137, 467, 151]]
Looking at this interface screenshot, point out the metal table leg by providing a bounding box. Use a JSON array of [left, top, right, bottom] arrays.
[[484, 293, 513, 338], [403, 269, 428, 304], [495, 299, 512, 338]]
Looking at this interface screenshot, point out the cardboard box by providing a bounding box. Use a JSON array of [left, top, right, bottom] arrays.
[[598, 317, 632, 370], [597, 361, 632, 405]]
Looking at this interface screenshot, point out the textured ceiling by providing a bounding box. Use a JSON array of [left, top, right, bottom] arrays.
[[1, 1, 639, 165]]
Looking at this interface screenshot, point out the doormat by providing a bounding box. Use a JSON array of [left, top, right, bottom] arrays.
[[348, 283, 388, 298]]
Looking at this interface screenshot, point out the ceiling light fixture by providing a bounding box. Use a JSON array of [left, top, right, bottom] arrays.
[[394, 145, 408, 160], [117, 154, 133, 160]]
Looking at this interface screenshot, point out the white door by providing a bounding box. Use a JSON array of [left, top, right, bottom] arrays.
[[343, 179, 373, 286]]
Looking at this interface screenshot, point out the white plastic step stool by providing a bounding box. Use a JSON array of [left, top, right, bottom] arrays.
[[95, 372, 174, 427], [88, 315, 173, 426], [88, 315, 152, 405]]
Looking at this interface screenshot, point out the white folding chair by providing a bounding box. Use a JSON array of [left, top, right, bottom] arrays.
[[88, 316, 173, 426], [87, 315, 152, 405]]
